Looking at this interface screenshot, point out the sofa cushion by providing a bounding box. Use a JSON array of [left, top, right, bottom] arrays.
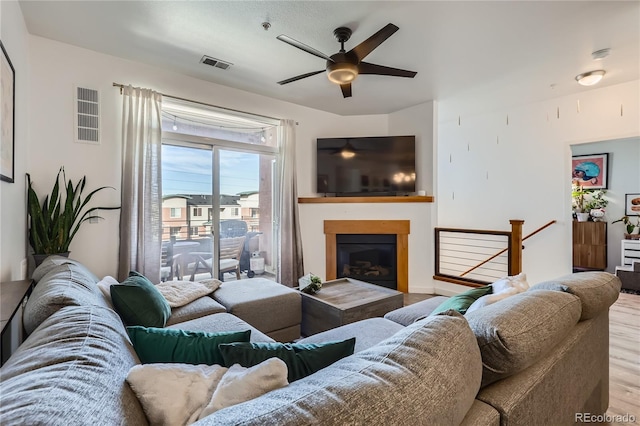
[[110, 271, 171, 328], [465, 289, 582, 387], [299, 317, 403, 353], [166, 296, 227, 326], [0, 305, 148, 425], [383, 296, 449, 326], [528, 271, 620, 320], [431, 285, 493, 315], [196, 311, 482, 426], [167, 312, 275, 343], [218, 338, 356, 382], [32, 255, 100, 283], [127, 326, 251, 365], [23, 263, 107, 335]]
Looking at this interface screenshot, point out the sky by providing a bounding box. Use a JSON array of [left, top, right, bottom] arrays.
[[162, 145, 260, 196]]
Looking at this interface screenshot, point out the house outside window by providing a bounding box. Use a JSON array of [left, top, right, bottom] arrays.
[[170, 208, 181, 218]]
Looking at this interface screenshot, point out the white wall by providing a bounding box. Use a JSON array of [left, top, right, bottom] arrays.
[[436, 80, 640, 292], [572, 138, 640, 272], [0, 1, 29, 281], [23, 35, 403, 279], [299, 101, 438, 294]]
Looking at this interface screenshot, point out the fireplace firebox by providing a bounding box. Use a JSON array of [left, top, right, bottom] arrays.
[[336, 234, 397, 290]]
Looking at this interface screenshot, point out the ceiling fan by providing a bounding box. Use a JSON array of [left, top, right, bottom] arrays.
[[276, 23, 417, 98]]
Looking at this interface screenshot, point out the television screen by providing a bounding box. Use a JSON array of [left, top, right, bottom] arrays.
[[316, 135, 416, 196]]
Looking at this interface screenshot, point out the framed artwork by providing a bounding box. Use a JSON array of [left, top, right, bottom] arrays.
[[571, 153, 608, 189], [625, 193, 640, 216], [1, 40, 15, 183]]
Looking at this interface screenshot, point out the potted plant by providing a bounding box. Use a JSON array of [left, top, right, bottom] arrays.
[[612, 215, 640, 240], [572, 183, 591, 222], [584, 189, 608, 221], [27, 167, 120, 265]]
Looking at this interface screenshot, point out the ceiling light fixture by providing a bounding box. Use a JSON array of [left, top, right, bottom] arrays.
[[575, 70, 605, 86], [326, 62, 358, 85]]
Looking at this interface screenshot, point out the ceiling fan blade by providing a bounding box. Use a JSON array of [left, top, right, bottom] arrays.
[[277, 70, 325, 85], [276, 35, 335, 62], [340, 83, 352, 98], [348, 23, 399, 61], [358, 62, 417, 78]]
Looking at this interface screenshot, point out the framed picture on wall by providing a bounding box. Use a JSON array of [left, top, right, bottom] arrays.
[[625, 193, 640, 216], [0, 40, 15, 183], [571, 153, 608, 189]]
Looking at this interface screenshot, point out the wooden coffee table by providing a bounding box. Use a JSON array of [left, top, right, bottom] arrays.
[[300, 278, 404, 336]]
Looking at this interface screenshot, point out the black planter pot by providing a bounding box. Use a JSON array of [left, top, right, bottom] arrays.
[[33, 252, 70, 267]]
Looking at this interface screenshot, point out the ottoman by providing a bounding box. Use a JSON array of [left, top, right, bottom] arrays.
[[212, 278, 301, 342]]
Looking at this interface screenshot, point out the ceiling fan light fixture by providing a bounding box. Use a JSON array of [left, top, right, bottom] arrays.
[[327, 62, 358, 84], [575, 70, 605, 86]]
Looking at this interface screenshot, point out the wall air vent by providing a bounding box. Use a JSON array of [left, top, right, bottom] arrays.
[[200, 55, 233, 70], [74, 86, 100, 144]]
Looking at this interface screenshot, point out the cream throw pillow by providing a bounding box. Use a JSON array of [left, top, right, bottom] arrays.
[[466, 273, 530, 314], [198, 357, 289, 419], [126, 358, 288, 425], [96, 276, 119, 307]]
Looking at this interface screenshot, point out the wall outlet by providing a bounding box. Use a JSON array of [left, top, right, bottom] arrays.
[[20, 258, 27, 280]]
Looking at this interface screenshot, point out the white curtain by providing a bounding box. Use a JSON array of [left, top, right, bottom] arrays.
[[277, 119, 304, 286], [118, 86, 163, 281]]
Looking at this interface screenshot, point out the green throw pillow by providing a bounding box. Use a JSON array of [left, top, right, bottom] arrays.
[[430, 285, 493, 316], [218, 338, 356, 382], [127, 326, 251, 365], [110, 271, 171, 327]]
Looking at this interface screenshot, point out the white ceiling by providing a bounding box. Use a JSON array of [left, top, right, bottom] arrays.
[[19, 1, 640, 116]]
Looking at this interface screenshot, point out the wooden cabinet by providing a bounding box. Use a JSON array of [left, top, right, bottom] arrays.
[[573, 221, 607, 270]]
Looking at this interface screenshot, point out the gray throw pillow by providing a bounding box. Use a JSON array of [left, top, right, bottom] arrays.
[[528, 271, 620, 320], [465, 289, 582, 387]]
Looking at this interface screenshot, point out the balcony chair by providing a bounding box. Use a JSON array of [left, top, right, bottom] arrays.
[[160, 241, 181, 281], [188, 236, 246, 282]]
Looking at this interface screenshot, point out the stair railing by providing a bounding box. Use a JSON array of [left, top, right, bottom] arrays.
[[434, 220, 556, 287]]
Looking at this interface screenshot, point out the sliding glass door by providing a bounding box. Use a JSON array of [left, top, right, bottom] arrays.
[[160, 142, 277, 282]]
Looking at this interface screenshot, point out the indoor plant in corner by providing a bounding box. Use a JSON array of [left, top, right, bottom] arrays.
[[27, 167, 120, 266]]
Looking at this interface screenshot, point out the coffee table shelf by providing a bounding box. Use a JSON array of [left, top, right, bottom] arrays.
[[300, 278, 403, 337]]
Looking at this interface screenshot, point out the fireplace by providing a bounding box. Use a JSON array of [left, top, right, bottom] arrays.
[[324, 220, 410, 292], [336, 234, 397, 289]]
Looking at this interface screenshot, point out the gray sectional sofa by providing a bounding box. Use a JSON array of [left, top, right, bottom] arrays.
[[0, 257, 621, 425]]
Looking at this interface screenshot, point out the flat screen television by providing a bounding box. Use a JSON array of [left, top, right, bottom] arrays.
[[316, 135, 416, 196]]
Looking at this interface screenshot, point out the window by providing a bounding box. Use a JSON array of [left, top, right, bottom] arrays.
[[160, 98, 280, 280], [170, 208, 181, 218]]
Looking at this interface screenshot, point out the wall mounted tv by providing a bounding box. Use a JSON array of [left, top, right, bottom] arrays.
[[316, 135, 416, 196]]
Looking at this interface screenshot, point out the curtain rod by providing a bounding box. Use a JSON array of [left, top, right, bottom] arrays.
[[112, 82, 283, 123]]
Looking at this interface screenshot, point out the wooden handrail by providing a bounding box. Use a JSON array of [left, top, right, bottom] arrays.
[[460, 220, 556, 277]]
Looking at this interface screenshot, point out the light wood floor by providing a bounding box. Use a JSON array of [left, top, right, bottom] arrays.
[[607, 292, 639, 425], [402, 292, 640, 424]]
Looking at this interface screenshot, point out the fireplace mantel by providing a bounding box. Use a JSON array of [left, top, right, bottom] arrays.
[[299, 195, 433, 204], [324, 220, 410, 293]]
